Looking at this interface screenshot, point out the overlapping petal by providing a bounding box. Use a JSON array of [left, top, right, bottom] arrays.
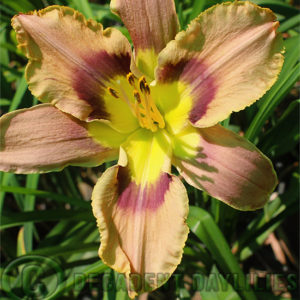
[[172, 124, 277, 210], [111, 0, 179, 79], [91, 165, 189, 298], [0, 104, 121, 173], [12, 6, 138, 133], [156, 1, 284, 128], [91, 129, 189, 297]]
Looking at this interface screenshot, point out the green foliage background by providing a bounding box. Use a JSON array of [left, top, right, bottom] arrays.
[[0, 0, 299, 299]]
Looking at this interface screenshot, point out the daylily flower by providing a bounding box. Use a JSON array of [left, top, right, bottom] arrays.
[[1, 0, 283, 297]]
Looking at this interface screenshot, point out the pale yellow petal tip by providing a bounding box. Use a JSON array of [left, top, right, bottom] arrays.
[[192, 1, 277, 23], [12, 5, 103, 36], [110, 0, 119, 16], [118, 146, 128, 167], [11, 4, 104, 60]]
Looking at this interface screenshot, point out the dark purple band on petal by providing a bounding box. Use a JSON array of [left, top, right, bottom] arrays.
[[117, 167, 172, 212], [157, 58, 217, 124], [156, 60, 188, 83], [72, 51, 131, 120], [84, 51, 131, 80], [182, 60, 217, 124]]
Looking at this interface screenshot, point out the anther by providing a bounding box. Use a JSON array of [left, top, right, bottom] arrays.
[[138, 76, 147, 93], [133, 90, 142, 103], [107, 87, 119, 98], [143, 83, 150, 95], [127, 72, 135, 86], [139, 76, 146, 83]]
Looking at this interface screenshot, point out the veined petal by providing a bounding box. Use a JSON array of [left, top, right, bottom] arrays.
[[12, 6, 138, 133], [173, 124, 277, 210], [91, 165, 189, 298], [0, 104, 120, 173], [156, 1, 284, 127], [111, 0, 179, 79], [91, 129, 188, 297]]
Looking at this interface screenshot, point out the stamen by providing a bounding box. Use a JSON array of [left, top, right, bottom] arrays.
[[143, 83, 151, 95], [144, 93, 165, 129], [138, 76, 147, 93], [118, 74, 165, 132], [107, 87, 119, 99], [126, 72, 135, 86], [133, 90, 142, 103]]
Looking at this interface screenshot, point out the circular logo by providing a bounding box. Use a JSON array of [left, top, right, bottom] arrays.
[[1, 255, 64, 299]]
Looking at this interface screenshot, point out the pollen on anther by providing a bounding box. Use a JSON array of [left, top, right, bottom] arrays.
[[133, 90, 142, 103], [107, 87, 119, 99], [139, 76, 148, 94], [127, 72, 135, 86], [143, 83, 150, 95]]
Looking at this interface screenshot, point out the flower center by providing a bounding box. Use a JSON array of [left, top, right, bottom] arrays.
[[107, 73, 165, 132]]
